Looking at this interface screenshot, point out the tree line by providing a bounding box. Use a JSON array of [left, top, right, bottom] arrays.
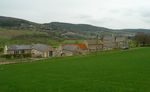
[[134, 32, 150, 47]]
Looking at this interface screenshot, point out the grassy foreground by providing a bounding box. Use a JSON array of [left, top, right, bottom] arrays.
[[0, 48, 150, 92]]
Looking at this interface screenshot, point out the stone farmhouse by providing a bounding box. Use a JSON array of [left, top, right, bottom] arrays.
[[85, 35, 128, 52], [84, 40, 103, 52], [59, 44, 88, 56]]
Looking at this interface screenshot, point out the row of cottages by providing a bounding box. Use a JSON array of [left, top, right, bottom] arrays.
[[4, 44, 54, 58], [54, 36, 129, 56], [3, 43, 88, 58], [3, 36, 128, 58]]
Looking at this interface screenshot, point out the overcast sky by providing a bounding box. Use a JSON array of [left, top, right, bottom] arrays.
[[0, 0, 150, 29]]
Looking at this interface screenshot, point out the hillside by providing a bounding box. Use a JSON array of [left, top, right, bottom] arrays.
[[0, 16, 150, 45], [1, 16, 149, 37], [43, 22, 112, 32], [43, 22, 116, 38], [0, 28, 61, 47], [118, 29, 150, 33], [0, 16, 134, 34], [0, 48, 150, 92], [0, 16, 112, 33], [0, 16, 40, 29]]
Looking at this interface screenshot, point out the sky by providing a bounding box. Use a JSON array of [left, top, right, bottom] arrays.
[[0, 0, 150, 29]]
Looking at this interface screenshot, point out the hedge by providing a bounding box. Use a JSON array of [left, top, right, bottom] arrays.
[[1, 54, 32, 59]]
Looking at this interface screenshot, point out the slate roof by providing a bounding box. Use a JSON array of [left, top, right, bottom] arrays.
[[8, 45, 31, 50], [62, 44, 79, 51], [33, 44, 53, 52], [62, 44, 88, 51], [86, 40, 102, 45], [7, 44, 53, 52]]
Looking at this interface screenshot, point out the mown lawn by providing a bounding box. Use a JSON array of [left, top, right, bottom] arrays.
[[0, 48, 150, 92]]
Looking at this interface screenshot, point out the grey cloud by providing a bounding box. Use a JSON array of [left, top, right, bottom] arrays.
[[1, 0, 150, 29]]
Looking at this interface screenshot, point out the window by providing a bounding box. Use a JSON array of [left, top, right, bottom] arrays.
[[49, 51, 53, 56], [21, 50, 25, 54]]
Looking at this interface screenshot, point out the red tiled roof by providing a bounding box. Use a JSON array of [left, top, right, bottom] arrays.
[[62, 44, 88, 50], [77, 44, 88, 50]]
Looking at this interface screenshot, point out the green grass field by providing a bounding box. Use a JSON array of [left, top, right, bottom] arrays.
[[0, 48, 150, 92]]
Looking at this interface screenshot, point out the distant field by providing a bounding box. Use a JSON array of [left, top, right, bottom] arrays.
[[0, 28, 60, 47], [0, 48, 150, 92], [0, 28, 84, 48]]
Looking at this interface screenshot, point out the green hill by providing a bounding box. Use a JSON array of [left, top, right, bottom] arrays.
[[0, 16, 150, 47], [0, 16, 39, 29], [0, 16, 135, 38], [118, 29, 150, 33], [44, 22, 112, 32]]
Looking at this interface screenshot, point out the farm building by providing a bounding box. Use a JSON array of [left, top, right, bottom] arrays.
[[103, 36, 128, 50], [115, 36, 129, 49], [102, 36, 116, 50], [85, 40, 103, 52], [85, 35, 129, 51], [4, 44, 53, 58], [60, 44, 88, 56]]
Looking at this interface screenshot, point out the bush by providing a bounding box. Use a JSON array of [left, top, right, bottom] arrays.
[[0, 48, 4, 53], [23, 54, 32, 58], [1, 54, 13, 59], [128, 40, 137, 48]]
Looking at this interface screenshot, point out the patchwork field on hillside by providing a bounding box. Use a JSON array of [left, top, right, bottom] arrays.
[[0, 48, 150, 92], [0, 28, 60, 47]]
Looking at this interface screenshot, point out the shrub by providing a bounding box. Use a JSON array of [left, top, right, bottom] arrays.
[[23, 54, 32, 58], [1, 54, 13, 59], [0, 48, 4, 53]]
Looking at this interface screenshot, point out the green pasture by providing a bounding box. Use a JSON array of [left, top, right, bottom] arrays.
[[0, 48, 150, 92]]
